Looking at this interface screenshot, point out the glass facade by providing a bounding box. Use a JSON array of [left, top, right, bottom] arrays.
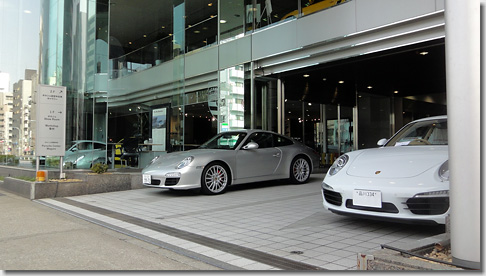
[[39, 0, 446, 170]]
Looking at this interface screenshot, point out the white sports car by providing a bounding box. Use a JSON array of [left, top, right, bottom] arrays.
[[321, 115, 449, 225]]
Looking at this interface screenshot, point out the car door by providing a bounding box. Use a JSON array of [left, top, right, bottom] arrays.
[[235, 132, 282, 179]]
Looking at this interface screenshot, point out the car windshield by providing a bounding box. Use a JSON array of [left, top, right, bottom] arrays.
[[199, 132, 247, 150], [385, 119, 448, 146]]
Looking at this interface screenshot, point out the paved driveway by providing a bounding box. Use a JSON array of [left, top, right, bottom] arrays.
[[38, 173, 444, 270]]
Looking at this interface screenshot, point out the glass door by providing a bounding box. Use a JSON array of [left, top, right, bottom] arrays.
[[323, 104, 355, 165]]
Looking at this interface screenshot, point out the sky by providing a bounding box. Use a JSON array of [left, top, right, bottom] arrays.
[[0, 0, 40, 91]]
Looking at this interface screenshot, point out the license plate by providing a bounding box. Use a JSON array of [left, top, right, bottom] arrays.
[[353, 189, 382, 208], [143, 174, 151, 184]]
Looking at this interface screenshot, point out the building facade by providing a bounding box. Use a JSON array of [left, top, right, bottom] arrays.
[[12, 70, 37, 157], [39, 0, 447, 168]]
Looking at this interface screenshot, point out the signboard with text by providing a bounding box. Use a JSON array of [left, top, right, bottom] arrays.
[[36, 85, 67, 156]]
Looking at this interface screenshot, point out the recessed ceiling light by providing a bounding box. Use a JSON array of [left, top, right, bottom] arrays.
[[129, 42, 132, 44], [394, 90, 399, 94], [322, 78, 327, 81], [143, 34, 147, 37], [208, 3, 213, 6], [220, 19, 227, 23], [194, 30, 200, 33], [367, 86, 372, 89], [303, 74, 310, 78], [419, 51, 429, 55], [339, 80, 344, 84]]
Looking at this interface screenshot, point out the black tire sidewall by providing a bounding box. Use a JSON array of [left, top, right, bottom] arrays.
[[201, 162, 230, 195], [290, 156, 310, 184]]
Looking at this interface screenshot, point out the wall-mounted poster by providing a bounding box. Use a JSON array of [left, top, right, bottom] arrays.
[[152, 107, 167, 151]]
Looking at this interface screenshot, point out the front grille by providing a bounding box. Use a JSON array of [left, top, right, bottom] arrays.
[[149, 179, 161, 186], [165, 178, 180, 186], [323, 189, 342, 206], [405, 197, 449, 215], [346, 200, 399, 214]]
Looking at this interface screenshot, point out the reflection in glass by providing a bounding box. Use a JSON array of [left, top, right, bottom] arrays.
[[299, 0, 350, 18], [220, 0, 247, 41], [185, 0, 217, 52], [219, 66, 245, 131]]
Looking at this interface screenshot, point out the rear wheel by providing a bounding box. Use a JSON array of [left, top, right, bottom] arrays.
[[289, 156, 311, 184], [201, 162, 230, 195]]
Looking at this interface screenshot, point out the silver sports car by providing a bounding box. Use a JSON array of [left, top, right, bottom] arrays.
[[142, 129, 320, 195]]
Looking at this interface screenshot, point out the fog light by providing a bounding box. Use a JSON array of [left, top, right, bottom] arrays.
[[414, 190, 449, 198]]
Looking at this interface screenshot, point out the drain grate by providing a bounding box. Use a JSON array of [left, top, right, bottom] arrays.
[[54, 198, 324, 271]]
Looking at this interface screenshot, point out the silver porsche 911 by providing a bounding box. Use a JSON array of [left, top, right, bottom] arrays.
[[142, 129, 320, 195]]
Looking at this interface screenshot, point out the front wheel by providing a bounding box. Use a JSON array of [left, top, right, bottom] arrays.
[[201, 163, 230, 195], [289, 156, 311, 184]]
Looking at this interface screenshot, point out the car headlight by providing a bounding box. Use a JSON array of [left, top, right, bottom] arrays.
[[438, 160, 449, 181], [176, 156, 194, 169], [328, 154, 349, 176]]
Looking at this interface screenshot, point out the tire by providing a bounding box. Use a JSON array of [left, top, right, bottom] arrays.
[[201, 162, 231, 195], [289, 156, 311, 184]]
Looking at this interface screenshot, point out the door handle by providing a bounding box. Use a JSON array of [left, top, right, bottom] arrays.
[[273, 153, 281, 157]]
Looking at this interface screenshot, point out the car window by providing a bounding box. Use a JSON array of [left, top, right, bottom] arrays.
[[199, 132, 246, 150], [245, 132, 274, 149], [94, 142, 106, 150], [274, 134, 294, 147], [78, 142, 92, 150], [386, 119, 448, 146]]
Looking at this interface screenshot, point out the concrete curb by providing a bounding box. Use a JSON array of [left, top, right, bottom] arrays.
[[0, 172, 144, 199]]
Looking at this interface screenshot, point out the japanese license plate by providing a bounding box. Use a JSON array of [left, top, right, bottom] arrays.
[[143, 174, 151, 184], [353, 189, 382, 208]]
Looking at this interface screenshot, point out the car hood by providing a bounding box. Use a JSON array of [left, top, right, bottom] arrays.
[[144, 149, 229, 170], [346, 146, 448, 178]]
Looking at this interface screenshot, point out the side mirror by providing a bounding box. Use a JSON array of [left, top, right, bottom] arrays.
[[377, 138, 388, 147], [243, 142, 259, 150]]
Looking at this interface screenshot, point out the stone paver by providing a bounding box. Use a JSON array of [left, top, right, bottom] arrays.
[[37, 173, 445, 270]]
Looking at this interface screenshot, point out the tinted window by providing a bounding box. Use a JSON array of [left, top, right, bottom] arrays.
[[274, 134, 294, 147], [246, 132, 274, 148]]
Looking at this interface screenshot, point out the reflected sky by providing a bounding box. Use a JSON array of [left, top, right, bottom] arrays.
[[0, 0, 40, 91]]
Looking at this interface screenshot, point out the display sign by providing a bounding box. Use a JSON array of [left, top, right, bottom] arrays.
[[152, 107, 166, 151], [36, 85, 67, 156]]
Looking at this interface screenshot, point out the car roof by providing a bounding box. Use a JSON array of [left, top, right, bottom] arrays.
[[72, 140, 106, 145], [413, 115, 447, 122], [221, 129, 278, 135]]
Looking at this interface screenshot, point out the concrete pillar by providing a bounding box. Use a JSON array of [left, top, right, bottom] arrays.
[[445, 0, 481, 269]]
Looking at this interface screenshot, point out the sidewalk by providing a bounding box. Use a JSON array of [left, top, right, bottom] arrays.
[[0, 190, 220, 271]]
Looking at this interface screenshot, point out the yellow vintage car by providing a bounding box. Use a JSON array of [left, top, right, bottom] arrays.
[[281, 0, 348, 20]]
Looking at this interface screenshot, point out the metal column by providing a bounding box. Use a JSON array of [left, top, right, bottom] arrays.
[[445, 0, 480, 269]]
